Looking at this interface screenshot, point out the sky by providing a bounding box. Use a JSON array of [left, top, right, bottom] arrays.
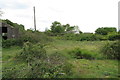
[[0, 0, 119, 32]]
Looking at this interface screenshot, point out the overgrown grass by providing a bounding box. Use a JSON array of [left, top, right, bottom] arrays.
[[2, 42, 73, 78], [45, 40, 115, 57], [71, 59, 119, 78], [2, 46, 21, 61], [2, 40, 119, 78], [68, 48, 104, 59]]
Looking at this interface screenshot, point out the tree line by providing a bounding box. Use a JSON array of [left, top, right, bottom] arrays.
[[1, 19, 120, 43]]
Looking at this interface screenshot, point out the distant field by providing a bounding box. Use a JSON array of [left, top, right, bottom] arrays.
[[2, 40, 119, 78]]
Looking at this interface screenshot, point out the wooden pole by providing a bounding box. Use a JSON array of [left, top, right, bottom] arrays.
[[118, 1, 120, 32], [33, 6, 36, 31]]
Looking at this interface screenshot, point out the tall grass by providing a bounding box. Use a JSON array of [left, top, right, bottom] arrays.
[[68, 48, 104, 60], [101, 40, 120, 59]]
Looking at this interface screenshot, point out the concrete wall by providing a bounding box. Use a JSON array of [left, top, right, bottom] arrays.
[[0, 22, 19, 39]]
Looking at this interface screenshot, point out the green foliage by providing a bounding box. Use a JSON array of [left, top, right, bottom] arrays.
[[3, 42, 73, 78], [2, 19, 25, 31], [45, 29, 55, 36], [61, 33, 107, 41], [95, 27, 117, 35], [94, 34, 107, 40], [0, 36, 2, 47], [61, 33, 76, 40], [45, 52, 73, 78], [2, 39, 24, 48], [2, 40, 119, 78], [78, 33, 98, 41], [18, 42, 47, 62], [102, 41, 120, 59], [50, 21, 65, 34], [2, 30, 53, 48], [21, 31, 53, 43], [108, 34, 120, 41], [68, 48, 99, 60], [2, 19, 14, 26], [13, 23, 24, 31], [50, 21, 81, 35]]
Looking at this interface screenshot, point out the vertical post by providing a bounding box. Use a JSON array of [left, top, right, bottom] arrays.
[[118, 2, 120, 32], [33, 6, 36, 31]]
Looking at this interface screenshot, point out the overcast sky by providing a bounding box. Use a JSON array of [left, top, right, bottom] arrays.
[[0, 0, 119, 32]]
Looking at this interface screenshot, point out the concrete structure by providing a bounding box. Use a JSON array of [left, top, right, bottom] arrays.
[[0, 22, 19, 40]]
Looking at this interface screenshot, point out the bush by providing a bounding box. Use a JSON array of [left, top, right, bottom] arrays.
[[102, 41, 120, 59], [2, 38, 24, 48], [61, 33, 76, 40], [18, 42, 47, 62], [68, 48, 98, 59], [45, 52, 73, 78], [3, 42, 73, 78], [108, 34, 120, 41], [60, 33, 108, 41], [20, 31, 53, 44], [95, 27, 117, 35], [2, 31, 53, 48]]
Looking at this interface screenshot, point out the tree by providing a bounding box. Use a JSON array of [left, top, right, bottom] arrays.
[[50, 21, 82, 35], [63, 24, 73, 32], [50, 21, 65, 33], [95, 27, 117, 35]]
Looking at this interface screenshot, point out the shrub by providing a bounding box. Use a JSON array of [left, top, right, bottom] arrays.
[[61, 33, 75, 40], [2, 38, 24, 48], [3, 42, 48, 78], [102, 41, 120, 59], [60, 33, 108, 41], [45, 52, 73, 78], [3, 42, 73, 78], [68, 48, 97, 59], [95, 27, 117, 35], [20, 31, 53, 44], [108, 34, 120, 41], [94, 34, 108, 40], [17, 42, 47, 63], [2, 31, 53, 48]]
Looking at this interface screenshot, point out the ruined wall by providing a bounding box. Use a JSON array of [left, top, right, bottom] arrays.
[[7, 27, 19, 39], [0, 22, 19, 39]]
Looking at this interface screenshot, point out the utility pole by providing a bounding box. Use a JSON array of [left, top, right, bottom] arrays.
[[118, 1, 120, 32], [33, 6, 36, 31]]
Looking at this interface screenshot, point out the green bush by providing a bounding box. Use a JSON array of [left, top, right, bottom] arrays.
[[108, 34, 120, 41], [95, 27, 117, 35], [2, 38, 24, 48], [3, 42, 73, 78], [2, 31, 53, 48], [45, 52, 73, 78], [102, 41, 120, 59], [68, 48, 98, 59], [18, 42, 47, 62], [61, 33, 75, 40], [20, 31, 53, 44], [60, 33, 108, 41]]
